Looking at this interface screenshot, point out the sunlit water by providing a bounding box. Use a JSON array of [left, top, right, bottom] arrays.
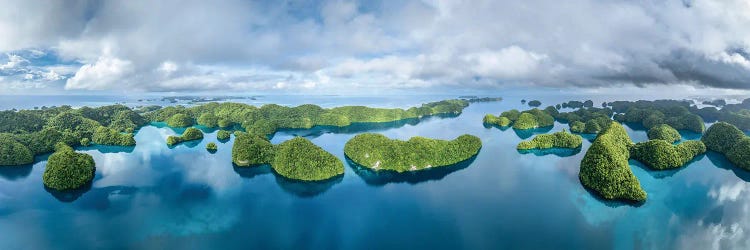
[[0, 95, 748, 249]]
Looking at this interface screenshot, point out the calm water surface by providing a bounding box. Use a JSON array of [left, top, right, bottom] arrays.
[[0, 95, 747, 249]]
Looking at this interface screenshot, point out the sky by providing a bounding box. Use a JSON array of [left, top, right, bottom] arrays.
[[1, 0, 750, 95]]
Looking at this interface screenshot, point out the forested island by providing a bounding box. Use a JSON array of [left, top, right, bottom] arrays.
[[232, 134, 343, 181], [483, 108, 554, 130], [579, 122, 647, 202], [516, 130, 582, 150], [344, 133, 481, 172], [43, 143, 95, 191]]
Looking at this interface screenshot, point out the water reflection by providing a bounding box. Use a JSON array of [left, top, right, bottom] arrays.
[[44, 181, 93, 203], [707, 152, 750, 182], [517, 147, 581, 157], [273, 174, 343, 198], [0, 164, 33, 181], [629, 154, 705, 179], [346, 155, 476, 186], [232, 164, 342, 197]]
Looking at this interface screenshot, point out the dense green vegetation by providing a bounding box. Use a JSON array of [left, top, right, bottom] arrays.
[[273, 137, 344, 181], [579, 122, 647, 202], [197, 113, 219, 127], [528, 100, 542, 107], [517, 130, 582, 150], [42, 143, 95, 191], [702, 122, 750, 170], [344, 133, 481, 172], [647, 124, 681, 143], [512, 109, 554, 130], [232, 134, 275, 166], [206, 142, 218, 151], [166, 128, 204, 146], [0, 134, 34, 166], [166, 113, 194, 127], [483, 114, 511, 127], [217, 130, 231, 141], [92, 126, 136, 146], [630, 140, 705, 170]]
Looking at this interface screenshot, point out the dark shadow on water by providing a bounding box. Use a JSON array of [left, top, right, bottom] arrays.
[[581, 184, 645, 208], [0, 164, 33, 181], [232, 164, 342, 197], [482, 123, 510, 131], [517, 147, 581, 157], [232, 164, 273, 179], [574, 133, 598, 142], [512, 126, 553, 139], [167, 139, 203, 149], [706, 151, 750, 182], [629, 159, 685, 179], [195, 125, 218, 134], [274, 113, 459, 139], [207, 149, 217, 154], [44, 180, 93, 203], [273, 174, 344, 198], [346, 154, 477, 186]]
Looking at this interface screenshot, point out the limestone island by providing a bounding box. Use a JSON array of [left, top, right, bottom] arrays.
[[42, 143, 95, 191], [344, 133, 481, 172], [579, 122, 647, 202], [702, 122, 750, 170], [232, 134, 343, 181], [517, 130, 582, 150], [630, 139, 705, 170], [167, 127, 204, 146], [484, 108, 554, 130], [646, 124, 681, 143]]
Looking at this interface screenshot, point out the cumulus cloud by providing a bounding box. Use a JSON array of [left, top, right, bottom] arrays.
[[0, 0, 750, 93]]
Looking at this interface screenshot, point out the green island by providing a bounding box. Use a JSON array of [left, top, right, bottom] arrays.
[[516, 130, 582, 150], [273, 137, 344, 181], [630, 139, 705, 170], [0, 134, 34, 166], [166, 127, 204, 146], [579, 122, 647, 202], [528, 100, 542, 107], [702, 122, 750, 170], [343, 133, 481, 172], [484, 108, 553, 130], [206, 142, 218, 151], [647, 124, 681, 143], [232, 134, 343, 181], [217, 130, 231, 141], [42, 143, 96, 190]]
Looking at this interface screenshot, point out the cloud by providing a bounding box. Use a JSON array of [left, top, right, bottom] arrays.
[[65, 55, 133, 90], [1, 0, 750, 93]]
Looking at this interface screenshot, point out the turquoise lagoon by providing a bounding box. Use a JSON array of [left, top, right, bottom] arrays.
[[0, 95, 747, 249]]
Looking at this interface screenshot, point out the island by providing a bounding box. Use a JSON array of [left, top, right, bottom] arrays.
[[0, 134, 34, 166], [512, 109, 554, 130], [579, 122, 647, 202], [516, 130, 582, 150], [483, 114, 511, 127], [702, 122, 750, 170], [528, 100, 542, 107], [232, 134, 343, 181], [232, 133, 275, 166], [647, 124, 681, 143], [217, 130, 231, 141], [166, 127, 204, 146], [206, 142, 218, 151], [93, 126, 136, 146], [272, 137, 344, 181], [166, 113, 194, 127], [344, 133, 481, 172], [630, 139, 705, 170], [42, 143, 95, 190]]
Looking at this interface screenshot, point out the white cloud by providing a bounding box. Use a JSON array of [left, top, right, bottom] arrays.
[[65, 56, 134, 90]]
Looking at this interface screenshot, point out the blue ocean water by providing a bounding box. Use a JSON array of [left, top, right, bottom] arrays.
[[0, 95, 747, 249]]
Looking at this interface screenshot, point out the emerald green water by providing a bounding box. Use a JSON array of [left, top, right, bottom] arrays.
[[0, 95, 748, 249]]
